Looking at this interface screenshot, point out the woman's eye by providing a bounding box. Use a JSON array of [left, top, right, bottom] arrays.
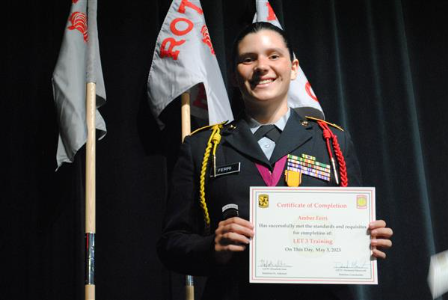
[[242, 57, 254, 63]]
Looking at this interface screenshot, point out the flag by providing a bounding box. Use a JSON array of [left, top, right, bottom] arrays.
[[254, 0, 324, 118], [147, 0, 233, 127], [52, 0, 106, 169]]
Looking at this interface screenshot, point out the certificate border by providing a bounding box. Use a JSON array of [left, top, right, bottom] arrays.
[[249, 187, 377, 285]]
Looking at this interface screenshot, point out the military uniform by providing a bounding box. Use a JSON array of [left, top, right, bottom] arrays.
[[158, 109, 362, 300]]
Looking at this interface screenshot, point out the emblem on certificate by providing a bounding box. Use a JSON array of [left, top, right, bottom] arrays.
[[357, 195, 367, 209], [258, 194, 269, 208]]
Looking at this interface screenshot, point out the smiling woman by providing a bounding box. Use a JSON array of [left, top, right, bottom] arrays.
[[235, 29, 298, 123], [157, 22, 393, 300], [234, 22, 298, 124]]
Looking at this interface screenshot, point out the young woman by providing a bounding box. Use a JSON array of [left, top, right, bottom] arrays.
[[158, 22, 393, 300]]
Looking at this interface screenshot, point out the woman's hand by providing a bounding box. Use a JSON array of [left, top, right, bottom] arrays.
[[214, 217, 254, 263], [370, 220, 393, 259]]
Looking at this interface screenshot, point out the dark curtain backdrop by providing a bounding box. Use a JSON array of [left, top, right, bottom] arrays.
[[3, 0, 448, 299]]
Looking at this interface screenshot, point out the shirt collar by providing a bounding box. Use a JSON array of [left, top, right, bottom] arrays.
[[246, 108, 291, 133]]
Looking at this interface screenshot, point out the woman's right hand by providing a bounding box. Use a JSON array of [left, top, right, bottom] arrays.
[[214, 217, 254, 263]]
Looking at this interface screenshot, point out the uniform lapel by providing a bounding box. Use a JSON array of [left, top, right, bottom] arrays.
[[222, 118, 271, 167], [269, 110, 314, 164]]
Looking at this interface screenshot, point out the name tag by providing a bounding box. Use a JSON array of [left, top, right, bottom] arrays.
[[211, 162, 241, 177]]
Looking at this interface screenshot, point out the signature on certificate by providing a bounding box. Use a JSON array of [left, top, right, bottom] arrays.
[[258, 259, 292, 268], [333, 259, 368, 270]]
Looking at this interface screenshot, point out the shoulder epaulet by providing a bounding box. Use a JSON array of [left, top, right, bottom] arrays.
[[190, 121, 228, 136], [305, 116, 344, 132]]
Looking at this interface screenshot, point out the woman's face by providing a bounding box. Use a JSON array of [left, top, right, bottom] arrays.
[[235, 29, 298, 108]]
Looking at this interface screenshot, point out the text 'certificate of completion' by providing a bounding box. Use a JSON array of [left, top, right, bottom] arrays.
[[249, 187, 377, 285]]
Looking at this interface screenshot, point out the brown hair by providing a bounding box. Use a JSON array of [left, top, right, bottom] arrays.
[[231, 22, 294, 70]]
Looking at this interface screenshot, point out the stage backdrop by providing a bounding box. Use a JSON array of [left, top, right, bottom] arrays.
[[3, 0, 448, 299]]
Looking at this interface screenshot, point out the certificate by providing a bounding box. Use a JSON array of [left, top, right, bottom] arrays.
[[249, 187, 377, 285]]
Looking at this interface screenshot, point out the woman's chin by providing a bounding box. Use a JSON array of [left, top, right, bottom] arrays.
[[244, 94, 286, 107]]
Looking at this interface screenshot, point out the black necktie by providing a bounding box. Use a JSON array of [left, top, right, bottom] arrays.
[[254, 125, 281, 143]]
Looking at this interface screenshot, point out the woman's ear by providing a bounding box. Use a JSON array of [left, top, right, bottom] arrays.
[[290, 59, 299, 80]]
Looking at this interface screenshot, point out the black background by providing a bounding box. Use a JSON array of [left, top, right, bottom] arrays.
[[3, 0, 448, 299]]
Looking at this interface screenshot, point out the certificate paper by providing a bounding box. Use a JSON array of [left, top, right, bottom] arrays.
[[249, 187, 377, 285]]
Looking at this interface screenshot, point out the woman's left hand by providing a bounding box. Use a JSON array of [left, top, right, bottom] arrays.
[[369, 220, 393, 259]]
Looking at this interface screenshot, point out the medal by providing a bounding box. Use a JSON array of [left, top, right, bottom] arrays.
[[285, 169, 302, 187]]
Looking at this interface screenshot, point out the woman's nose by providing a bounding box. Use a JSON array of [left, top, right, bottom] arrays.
[[254, 56, 269, 73]]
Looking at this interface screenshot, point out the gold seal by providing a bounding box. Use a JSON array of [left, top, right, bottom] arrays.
[[357, 195, 367, 209], [258, 194, 269, 208]]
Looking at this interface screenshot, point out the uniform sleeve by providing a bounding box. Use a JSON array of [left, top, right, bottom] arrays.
[[157, 135, 217, 276], [340, 130, 363, 186]]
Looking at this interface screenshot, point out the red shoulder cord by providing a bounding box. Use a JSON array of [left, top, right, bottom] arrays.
[[316, 121, 348, 187]]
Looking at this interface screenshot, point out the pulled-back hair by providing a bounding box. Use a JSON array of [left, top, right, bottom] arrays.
[[231, 22, 294, 69]]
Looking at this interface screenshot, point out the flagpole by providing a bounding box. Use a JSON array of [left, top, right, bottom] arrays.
[[181, 92, 191, 141], [85, 82, 96, 300], [181, 91, 194, 300]]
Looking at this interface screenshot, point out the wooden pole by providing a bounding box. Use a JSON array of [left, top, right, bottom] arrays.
[[185, 275, 194, 300], [181, 92, 191, 142], [181, 91, 194, 300], [85, 82, 96, 300]]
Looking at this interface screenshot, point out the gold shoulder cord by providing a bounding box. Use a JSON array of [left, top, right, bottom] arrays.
[[305, 116, 344, 131], [198, 123, 224, 229], [190, 121, 227, 135]]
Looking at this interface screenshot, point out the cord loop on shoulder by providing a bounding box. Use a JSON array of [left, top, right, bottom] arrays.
[[199, 124, 224, 230], [317, 121, 348, 187]]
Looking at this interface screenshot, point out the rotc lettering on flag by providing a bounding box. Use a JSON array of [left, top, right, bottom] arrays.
[[266, 1, 276, 21], [147, 0, 233, 127], [305, 82, 318, 101], [201, 25, 215, 55], [158, 0, 203, 61]]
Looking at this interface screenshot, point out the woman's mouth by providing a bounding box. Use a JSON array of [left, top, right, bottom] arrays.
[[252, 78, 275, 87]]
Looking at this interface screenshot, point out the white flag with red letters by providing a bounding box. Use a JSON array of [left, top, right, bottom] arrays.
[[147, 0, 233, 127], [254, 0, 324, 118], [52, 0, 107, 169]]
